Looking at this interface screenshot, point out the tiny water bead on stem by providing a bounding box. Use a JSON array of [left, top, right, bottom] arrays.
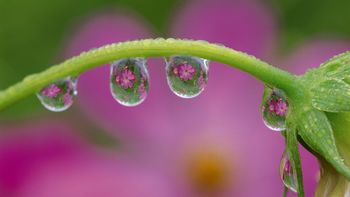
[[166, 56, 209, 98], [261, 87, 288, 131], [36, 77, 77, 112], [110, 58, 150, 106]]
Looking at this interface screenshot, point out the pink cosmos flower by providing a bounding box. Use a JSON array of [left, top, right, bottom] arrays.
[[0, 120, 174, 197], [41, 84, 61, 98], [116, 69, 136, 89], [178, 63, 195, 81], [268, 98, 288, 117], [2, 0, 349, 197], [275, 98, 288, 116]]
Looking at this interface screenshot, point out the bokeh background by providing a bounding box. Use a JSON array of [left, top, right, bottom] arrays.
[[0, 0, 350, 196]]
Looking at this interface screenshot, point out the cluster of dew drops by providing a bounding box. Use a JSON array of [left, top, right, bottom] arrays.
[[37, 55, 209, 109], [261, 87, 298, 193], [37, 55, 296, 193]]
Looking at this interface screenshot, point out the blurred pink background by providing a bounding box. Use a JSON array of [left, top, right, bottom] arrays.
[[1, 0, 350, 196]]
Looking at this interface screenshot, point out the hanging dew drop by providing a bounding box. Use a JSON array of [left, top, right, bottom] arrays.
[[165, 56, 209, 98], [260, 87, 288, 131], [110, 58, 149, 106], [279, 151, 298, 193], [37, 77, 78, 112]]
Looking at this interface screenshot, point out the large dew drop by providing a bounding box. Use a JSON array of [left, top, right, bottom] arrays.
[[37, 77, 78, 112], [165, 56, 209, 98], [110, 58, 149, 106], [260, 87, 288, 131], [279, 151, 298, 193]]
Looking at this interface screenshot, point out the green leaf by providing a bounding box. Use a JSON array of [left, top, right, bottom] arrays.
[[325, 63, 350, 80], [320, 51, 350, 68], [311, 79, 350, 112], [318, 51, 350, 80], [297, 109, 350, 180], [286, 124, 304, 197]]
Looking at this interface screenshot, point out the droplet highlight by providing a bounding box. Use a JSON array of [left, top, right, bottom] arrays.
[[110, 58, 149, 106], [261, 87, 288, 131], [166, 56, 209, 98], [279, 151, 297, 193], [37, 77, 78, 112]]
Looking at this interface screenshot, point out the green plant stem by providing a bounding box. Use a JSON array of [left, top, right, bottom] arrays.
[[0, 38, 298, 110]]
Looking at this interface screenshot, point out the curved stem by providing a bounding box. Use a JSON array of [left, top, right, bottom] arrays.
[[0, 38, 298, 110]]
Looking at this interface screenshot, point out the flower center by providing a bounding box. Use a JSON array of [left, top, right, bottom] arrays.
[[186, 150, 231, 194]]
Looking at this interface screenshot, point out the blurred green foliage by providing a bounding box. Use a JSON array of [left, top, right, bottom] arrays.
[[0, 0, 350, 118], [270, 0, 350, 50]]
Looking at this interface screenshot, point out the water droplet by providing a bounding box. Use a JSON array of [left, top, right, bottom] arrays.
[[165, 56, 209, 98], [37, 77, 78, 112], [110, 58, 149, 106], [279, 151, 298, 193], [261, 87, 288, 131]]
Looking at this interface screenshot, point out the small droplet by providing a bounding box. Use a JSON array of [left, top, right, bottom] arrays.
[[165, 56, 209, 98], [279, 151, 298, 193], [261, 87, 288, 131], [37, 77, 78, 112], [110, 58, 149, 106]]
